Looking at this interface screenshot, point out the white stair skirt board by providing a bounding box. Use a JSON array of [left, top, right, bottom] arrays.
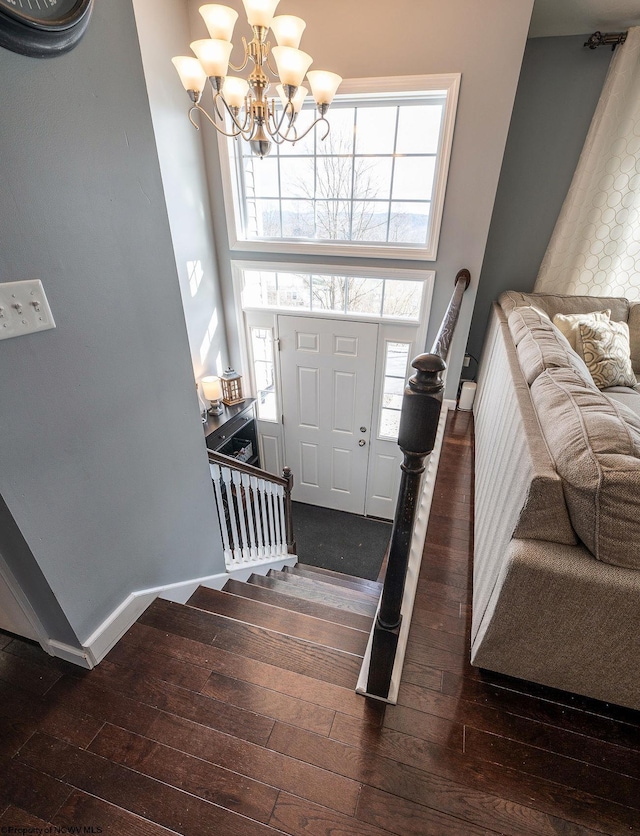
[[356, 398, 454, 704], [44, 554, 297, 669]]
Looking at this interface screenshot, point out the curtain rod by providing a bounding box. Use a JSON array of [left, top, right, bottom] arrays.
[[584, 30, 627, 50]]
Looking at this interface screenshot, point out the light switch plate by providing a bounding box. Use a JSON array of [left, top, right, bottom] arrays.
[[0, 280, 56, 341]]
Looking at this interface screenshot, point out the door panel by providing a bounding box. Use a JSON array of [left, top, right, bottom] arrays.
[[279, 315, 378, 514]]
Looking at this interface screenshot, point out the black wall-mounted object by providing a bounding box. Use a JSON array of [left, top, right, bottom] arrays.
[[0, 0, 93, 58]]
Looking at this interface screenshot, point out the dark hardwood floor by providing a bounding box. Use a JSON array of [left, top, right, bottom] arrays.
[[2, 409, 640, 835]]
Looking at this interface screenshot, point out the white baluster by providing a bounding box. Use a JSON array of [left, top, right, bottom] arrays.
[[242, 472, 258, 561], [222, 466, 241, 565], [277, 484, 287, 555], [266, 481, 277, 557], [210, 463, 233, 566], [260, 479, 272, 556], [231, 469, 250, 562], [252, 475, 266, 559], [273, 484, 283, 554]]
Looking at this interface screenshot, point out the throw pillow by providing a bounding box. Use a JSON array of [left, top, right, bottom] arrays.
[[552, 310, 611, 352], [577, 319, 636, 389]]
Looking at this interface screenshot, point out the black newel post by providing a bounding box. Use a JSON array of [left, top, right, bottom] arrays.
[[283, 465, 296, 554], [366, 353, 446, 699]]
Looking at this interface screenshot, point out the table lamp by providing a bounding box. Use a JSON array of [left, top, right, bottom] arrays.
[[201, 375, 224, 415]]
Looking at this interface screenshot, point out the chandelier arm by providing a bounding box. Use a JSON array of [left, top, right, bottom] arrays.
[[240, 100, 253, 132], [265, 50, 278, 77], [188, 106, 201, 130], [268, 120, 298, 146], [215, 92, 255, 138], [192, 103, 246, 139], [292, 114, 330, 143], [268, 99, 296, 137], [229, 37, 249, 72]]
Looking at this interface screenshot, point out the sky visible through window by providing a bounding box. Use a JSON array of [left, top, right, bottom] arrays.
[[235, 97, 445, 247]]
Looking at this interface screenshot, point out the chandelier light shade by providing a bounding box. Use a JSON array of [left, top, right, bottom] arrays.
[[223, 76, 250, 108], [199, 4, 238, 40], [241, 0, 280, 28], [190, 38, 233, 79], [270, 45, 312, 87], [270, 15, 306, 48], [306, 70, 343, 106], [171, 56, 207, 94], [171, 1, 342, 158], [276, 83, 307, 113]]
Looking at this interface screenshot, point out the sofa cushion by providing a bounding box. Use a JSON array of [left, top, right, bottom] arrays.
[[500, 291, 629, 322], [626, 302, 640, 375], [507, 306, 595, 387], [499, 291, 629, 324], [577, 319, 636, 389], [606, 389, 640, 419], [552, 309, 611, 352], [531, 368, 640, 570]]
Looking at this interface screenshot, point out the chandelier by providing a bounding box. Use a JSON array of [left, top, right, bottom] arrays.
[[172, 1, 342, 158]]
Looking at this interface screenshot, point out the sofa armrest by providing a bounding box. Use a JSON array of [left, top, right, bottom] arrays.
[[471, 537, 640, 710]]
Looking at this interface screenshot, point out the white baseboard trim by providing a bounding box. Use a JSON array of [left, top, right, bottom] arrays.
[[356, 398, 452, 703], [46, 639, 94, 670], [46, 554, 300, 669]]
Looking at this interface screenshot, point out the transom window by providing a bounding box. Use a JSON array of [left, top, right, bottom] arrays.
[[238, 265, 430, 323], [220, 75, 460, 261]]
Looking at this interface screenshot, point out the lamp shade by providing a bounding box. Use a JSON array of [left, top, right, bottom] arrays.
[[190, 38, 233, 77], [201, 375, 223, 401], [223, 76, 250, 108], [172, 56, 208, 93], [241, 0, 280, 28], [271, 46, 313, 88], [199, 4, 238, 41], [270, 15, 306, 48], [307, 70, 342, 106], [277, 84, 307, 113]]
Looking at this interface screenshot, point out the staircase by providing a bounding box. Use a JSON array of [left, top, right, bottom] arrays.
[[138, 563, 382, 693]]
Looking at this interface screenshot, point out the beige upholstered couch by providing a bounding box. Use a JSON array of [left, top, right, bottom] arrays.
[[472, 291, 640, 710]]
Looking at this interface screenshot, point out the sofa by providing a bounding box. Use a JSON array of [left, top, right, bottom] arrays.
[[472, 290, 640, 710]]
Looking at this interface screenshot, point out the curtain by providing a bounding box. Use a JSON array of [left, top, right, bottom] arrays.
[[535, 26, 640, 298]]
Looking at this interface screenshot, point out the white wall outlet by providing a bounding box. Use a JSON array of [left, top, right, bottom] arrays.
[[0, 280, 56, 341]]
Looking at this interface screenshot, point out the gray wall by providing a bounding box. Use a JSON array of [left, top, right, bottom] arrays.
[[467, 35, 613, 360], [186, 0, 534, 399], [0, 0, 224, 643], [133, 0, 230, 383]]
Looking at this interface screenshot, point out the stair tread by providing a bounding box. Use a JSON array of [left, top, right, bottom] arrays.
[[187, 586, 368, 656], [262, 572, 378, 618], [290, 564, 383, 595], [269, 566, 380, 604], [139, 598, 362, 689], [226, 578, 374, 632]]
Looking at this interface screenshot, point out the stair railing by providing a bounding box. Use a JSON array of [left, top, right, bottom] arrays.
[[208, 451, 296, 569], [363, 269, 471, 700]]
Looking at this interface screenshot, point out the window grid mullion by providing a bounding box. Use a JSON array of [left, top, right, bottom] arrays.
[[276, 146, 284, 237], [348, 107, 357, 241], [386, 106, 401, 243]]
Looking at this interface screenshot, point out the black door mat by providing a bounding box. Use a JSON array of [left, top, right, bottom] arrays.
[[291, 501, 391, 581]]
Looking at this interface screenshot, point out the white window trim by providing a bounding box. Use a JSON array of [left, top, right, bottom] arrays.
[[218, 74, 461, 262], [231, 260, 435, 327]]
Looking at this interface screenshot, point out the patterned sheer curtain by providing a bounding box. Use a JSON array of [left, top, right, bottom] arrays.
[[535, 27, 640, 298]]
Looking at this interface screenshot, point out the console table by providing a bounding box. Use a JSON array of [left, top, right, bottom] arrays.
[[203, 398, 259, 468]]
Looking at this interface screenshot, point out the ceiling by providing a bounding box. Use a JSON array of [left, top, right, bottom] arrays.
[[530, 0, 640, 37]]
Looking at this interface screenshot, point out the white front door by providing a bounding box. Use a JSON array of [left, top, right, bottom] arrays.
[[279, 315, 378, 514]]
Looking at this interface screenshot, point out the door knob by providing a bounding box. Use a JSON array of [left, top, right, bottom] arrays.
[[359, 439, 366, 447]]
